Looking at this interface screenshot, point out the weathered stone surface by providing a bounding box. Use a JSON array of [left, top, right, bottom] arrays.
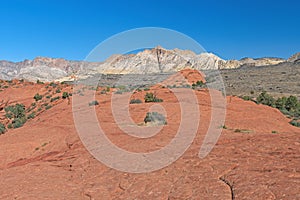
[[0, 70, 299, 199], [0, 47, 295, 82]]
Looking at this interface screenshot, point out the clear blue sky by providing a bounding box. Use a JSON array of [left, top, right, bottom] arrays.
[[0, 0, 299, 62]]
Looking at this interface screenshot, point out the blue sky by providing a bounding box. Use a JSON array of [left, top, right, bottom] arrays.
[[0, 0, 299, 61]]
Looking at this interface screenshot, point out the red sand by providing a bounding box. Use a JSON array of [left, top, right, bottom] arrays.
[[0, 71, 299, 199]]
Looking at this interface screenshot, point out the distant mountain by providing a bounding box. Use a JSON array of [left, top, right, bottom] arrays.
[[0, 46, 297, 82]]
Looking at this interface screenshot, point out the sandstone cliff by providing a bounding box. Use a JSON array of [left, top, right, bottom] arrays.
[[0, 46, 296, 82]]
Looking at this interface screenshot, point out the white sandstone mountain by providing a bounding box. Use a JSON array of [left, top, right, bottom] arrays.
[[0, 46, 293, 82]]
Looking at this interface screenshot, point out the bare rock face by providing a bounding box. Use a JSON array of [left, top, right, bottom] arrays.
[[0, 47, 295, 82], [288, 52, 300, 63], [239, 57, 285, 67]]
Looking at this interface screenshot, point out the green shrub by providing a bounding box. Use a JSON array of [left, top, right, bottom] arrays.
[[144, 92, 163, 103], [192, 80, 205, 89], [219, 125, 227, 129], [5, 104, 28, 128], [241, 96, 253, 101], [49, 82, 58, 88], [280, 108, 292, 117], [0, 123, 6, 134], [62, 92, 69, 99], [27, 112, 36, 119], [43, 103, 49, 106], [286, 96, 299, 112], [144, 112, 167, 125], [56, 88, 61, 93], [130, 99, 142, 104], [89, 100, 99, 106], [290, 120, 300, 127], [256, 91, 275, 107], [12, 118, 26, 128], [100, 90, 107, 94], [275, 97, 287, 110], [36, 79, 44, 84], [45, 105, 52, 110], [7, 123, 13, 129], [46, 95, 52, 99], [50, 96, 60, 102], [34, 93, 43, 101], [5, 104, 26, 119]]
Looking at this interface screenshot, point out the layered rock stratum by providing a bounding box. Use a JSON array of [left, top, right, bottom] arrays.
[[0, 47, 296, 82], [0, 70, 299, 199]]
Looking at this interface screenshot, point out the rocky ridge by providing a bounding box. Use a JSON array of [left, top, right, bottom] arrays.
[[0, 47, 297, 82]]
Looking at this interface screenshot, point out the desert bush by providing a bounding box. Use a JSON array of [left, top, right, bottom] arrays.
[[45, 105, 52, 110], [275, 96, 287, 110], [192, 80, 205, 89], [27, 112, 36, 119], [49, 82, 58, 88], [130, 99, 142, 104], [256, 91, 275, 107], [144, 92, 163, 103], [43, 103, 49, 107], [285, 95, 299, 112], [89, 100, 99, 106], [5, 104, 28, 128], [100, 89, 107, 94], [241, 96, 253, 101], [0, 123, 6, 134], [36, 79, 44, 84], [290, 120, 300, 127], [50, 96, 60, 102], [144, 112, 167, 125], [219, 125, 227, 129], [7, 123, 13, 129], [34, 93, 43, 101], [256, 92, 300, 127], [62, 92, 69, 99], [56, 88, 61, 93], [12, 117, 27, 128], [5, 104, 26, 119]]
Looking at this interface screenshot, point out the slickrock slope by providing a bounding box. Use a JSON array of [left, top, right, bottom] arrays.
[[0, 69, 299, 199], [1, 47, 296, 82]]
